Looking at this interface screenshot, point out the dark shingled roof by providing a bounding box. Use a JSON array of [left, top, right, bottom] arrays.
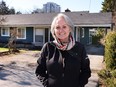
[[0, 12, 112, 27]]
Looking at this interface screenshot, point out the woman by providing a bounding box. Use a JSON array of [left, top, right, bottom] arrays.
[[35, 13, 91, 87]]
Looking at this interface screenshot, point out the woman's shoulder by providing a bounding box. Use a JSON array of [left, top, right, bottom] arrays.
[[43, 41, 53, 47], [75, 41, 85, 48], [42, 41, 55, 49], [70, 41, 84, 52], [41, 41, 55, 53]]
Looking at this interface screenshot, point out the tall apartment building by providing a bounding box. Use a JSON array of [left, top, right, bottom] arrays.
[[43, 2, 61, 13]]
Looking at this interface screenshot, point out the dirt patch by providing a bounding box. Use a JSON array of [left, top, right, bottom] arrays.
[[0, 50, 43, 87], [0, 45, 104, 87]]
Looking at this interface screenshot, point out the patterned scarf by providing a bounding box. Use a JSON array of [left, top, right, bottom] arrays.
[[53, 34, 75, 51]]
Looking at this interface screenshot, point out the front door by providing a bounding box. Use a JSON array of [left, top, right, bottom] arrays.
[[34, 28, 45, 46]]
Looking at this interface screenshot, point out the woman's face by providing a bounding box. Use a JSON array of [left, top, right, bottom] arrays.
[[54, 17, 71, 42]]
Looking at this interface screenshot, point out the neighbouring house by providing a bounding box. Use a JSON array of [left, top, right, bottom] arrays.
[[0, 11, 112, 48]]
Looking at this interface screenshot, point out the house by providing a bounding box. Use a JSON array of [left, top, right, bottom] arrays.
[[0, 12, 112, 48]]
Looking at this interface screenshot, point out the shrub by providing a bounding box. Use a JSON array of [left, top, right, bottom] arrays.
[[92, 35, 101, 45], [98, 69, 111, 79], [111, 70, 116, 78], [92, 28, 104, 45], [104, 31, 116, 70], [105, 78, 116, 87], [98, 69, 116, 87]]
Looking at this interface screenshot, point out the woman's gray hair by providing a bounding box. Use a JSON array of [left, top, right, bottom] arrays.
[[51, 13, 74, 38]]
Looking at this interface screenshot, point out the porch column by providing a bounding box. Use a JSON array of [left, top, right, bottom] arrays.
[[45, 28, 48, 42]]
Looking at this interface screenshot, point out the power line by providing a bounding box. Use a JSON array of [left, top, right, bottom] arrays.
[[89, 0, 91, 12]]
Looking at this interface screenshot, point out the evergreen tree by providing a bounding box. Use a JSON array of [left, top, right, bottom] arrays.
[[102, 0, 116, 31], [102, 0, 116, 12], [16, 11, 22, 14], [9, 7, 15, 14], [31, 8, 43, 14], [0, 0, 15, 15]]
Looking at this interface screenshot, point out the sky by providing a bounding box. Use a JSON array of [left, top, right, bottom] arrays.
[[2, 0, 104, 13]]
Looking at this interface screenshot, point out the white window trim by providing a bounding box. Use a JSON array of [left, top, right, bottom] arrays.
[[1, 27, 10, 36], [82, 28, 84, 38], [34, 28, 45, 43], [17, 27, 26, 39]]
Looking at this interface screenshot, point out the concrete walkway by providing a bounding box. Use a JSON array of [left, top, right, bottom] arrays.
[[85, 55, 104, 87], [85, 45, 104, 87]]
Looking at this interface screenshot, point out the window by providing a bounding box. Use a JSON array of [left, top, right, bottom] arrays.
[[1, 27, 10, 36], [35, 35, 43, 42], [17, 28, 26, 39], [81, 28, 84, 38]]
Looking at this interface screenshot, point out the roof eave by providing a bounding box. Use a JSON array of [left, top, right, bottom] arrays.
[[0, 24, 51, 28], [75, 24, 112, 28]]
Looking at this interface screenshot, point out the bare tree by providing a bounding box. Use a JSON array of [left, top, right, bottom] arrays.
[[8, 27, 17, 53]]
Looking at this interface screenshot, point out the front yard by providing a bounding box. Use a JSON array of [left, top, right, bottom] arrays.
[[0, 50, 43, 87], [0, 45, 104, 87]]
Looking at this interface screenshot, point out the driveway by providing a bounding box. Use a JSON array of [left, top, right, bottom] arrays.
[[85, 45, 104, 87], [0, 51, 43, 87], [0, 45, 104, 87]]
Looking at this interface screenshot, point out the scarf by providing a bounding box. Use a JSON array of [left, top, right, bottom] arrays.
[[53, 34, 75, 50]]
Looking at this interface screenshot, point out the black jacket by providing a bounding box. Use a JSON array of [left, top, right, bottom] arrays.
[[35, 41, 91, 87]]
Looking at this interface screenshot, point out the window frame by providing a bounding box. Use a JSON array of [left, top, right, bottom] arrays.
[[17, 27, 26, 39], [81, 28, 85, 38], [1, 27, 10, 36]]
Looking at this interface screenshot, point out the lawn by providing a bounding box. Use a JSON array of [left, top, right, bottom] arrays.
[[0, 47, 40, 53], [0, 47, 9, 52]]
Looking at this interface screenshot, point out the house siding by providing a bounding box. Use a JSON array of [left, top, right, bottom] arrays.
[[0, 27, 33, 44], [0, 35, 9, 43], [0, 28, 9, 43], [16, 27, 33, 44]]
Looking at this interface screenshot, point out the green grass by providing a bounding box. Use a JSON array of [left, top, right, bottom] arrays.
[[0, 47, 40, 53], [0, 47, 9, 52]]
